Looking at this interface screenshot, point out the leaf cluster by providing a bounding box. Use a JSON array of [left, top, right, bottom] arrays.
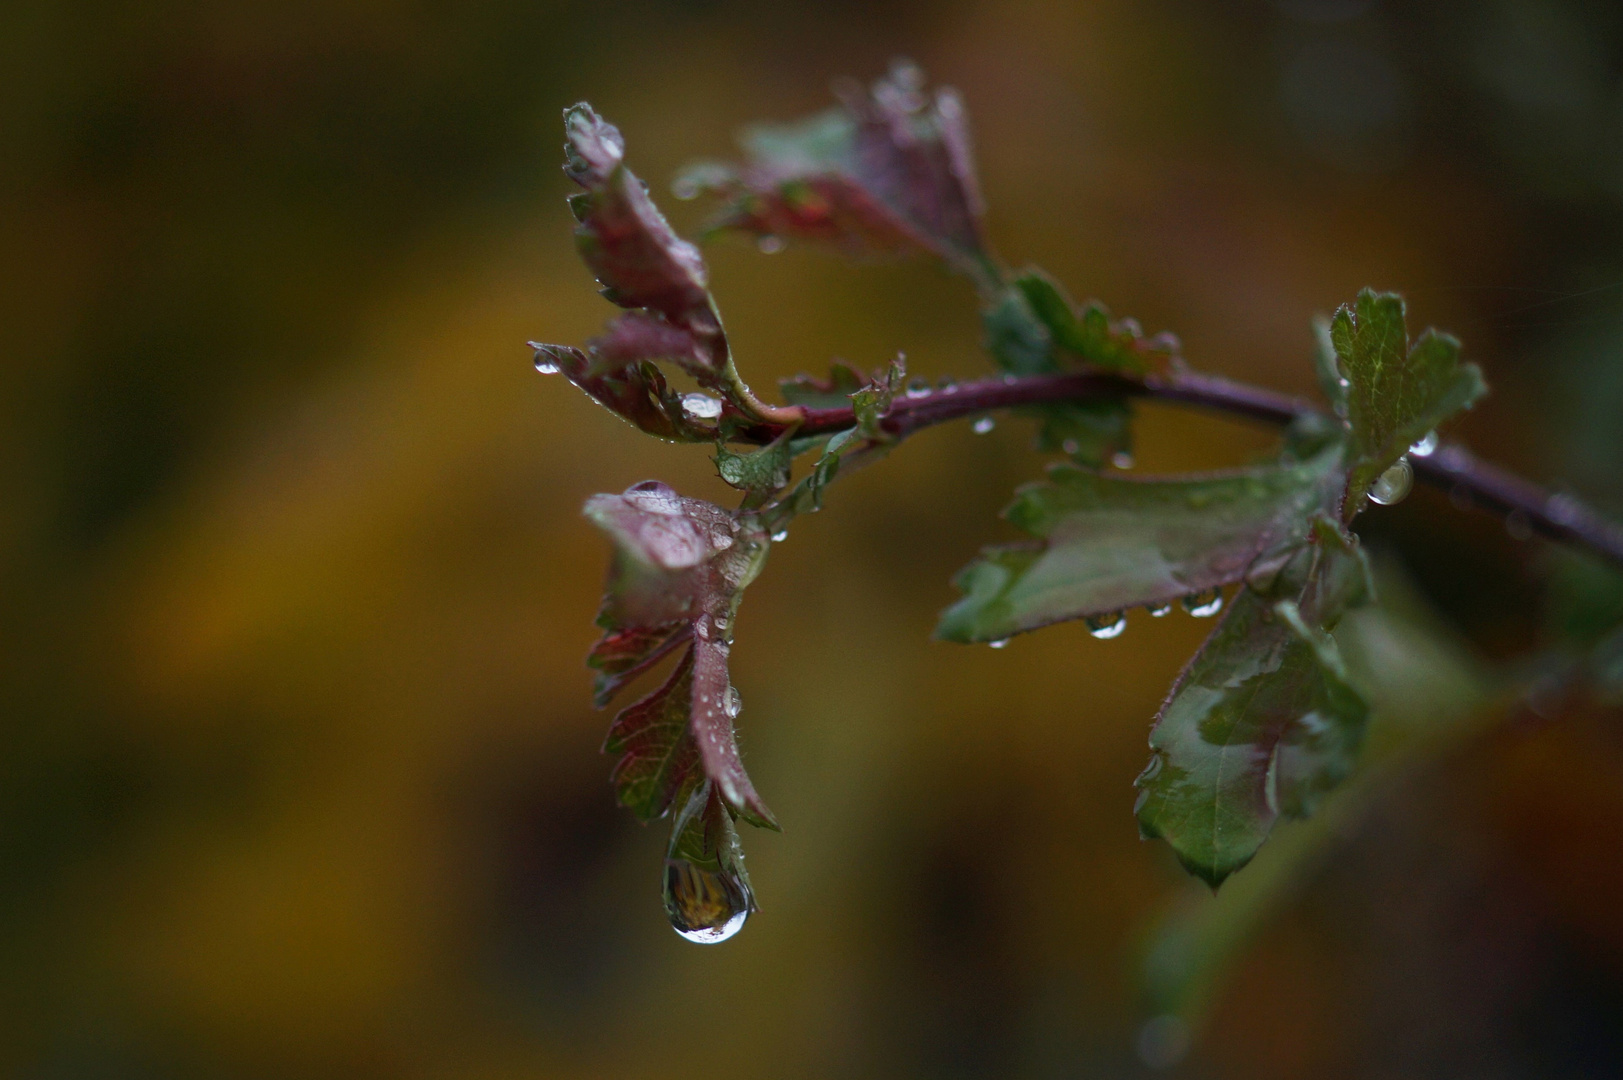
[[530, 62, 1495, 933]]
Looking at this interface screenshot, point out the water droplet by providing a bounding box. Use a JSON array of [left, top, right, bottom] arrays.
[[972, 416, 996, 435], [905, 377, 930, 399], [725, 686, 742, 719], [771, 528, 789, 543], [988, 638, 1010, 649], [1337, 376, 1350, 389], [1409, 430, 1438, 457], [664, 859, 752, 944], [756, 235, 784, 254], [1061, 439, 1081, 456], [1368, 458, 1413, 506], [1146, 602, 1173, 618], [936, 375, 957, 391], [1085, 611, 1127, 639], [1111, 451, 1134, 470], [1183, 589, 1223, 617], [533, 353, 560, 375], [681, 392, 723, 420]]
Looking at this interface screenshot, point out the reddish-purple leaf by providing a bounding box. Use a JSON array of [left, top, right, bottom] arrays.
[[679, 60, 996, 284], [585, 482, 777, 829]]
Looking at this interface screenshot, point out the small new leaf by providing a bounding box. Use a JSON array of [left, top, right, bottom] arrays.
[[937, 447, 1345, 643], [1328, 289, 1487, 513]]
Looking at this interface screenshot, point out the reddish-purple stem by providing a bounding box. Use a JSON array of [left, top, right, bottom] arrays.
[[734, 367, 1623, 569]]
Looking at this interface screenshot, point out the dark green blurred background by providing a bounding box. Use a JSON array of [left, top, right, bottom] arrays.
[[5, 0, 1623, 1076]]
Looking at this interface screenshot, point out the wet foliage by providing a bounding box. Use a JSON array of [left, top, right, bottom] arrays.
[[532, 64, 1516, 927]]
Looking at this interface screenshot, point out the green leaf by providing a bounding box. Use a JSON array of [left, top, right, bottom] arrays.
[[936, 447, 1345, 643], [585, 482, 778, 830], [715, 430, 794, 501], [1133, 527, 1373, 886], [1328, 289, 1487, 513], [675, 60, 997, 288], [1012, 268, 1170, 372]]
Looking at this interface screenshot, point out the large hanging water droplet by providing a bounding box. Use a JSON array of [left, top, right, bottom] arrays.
[[756, 235, 784, 254], [664, 859, 752, 944], [1085, 611, 1127, 639], [1409, 431, 1438, 457], [988, 637, 1010, 649], [972, 416, 995, 435], [533, 353, 560, 375], [905, 377, 930, 399], [725, 685, 742, 719], [1368, 458, 1413, 506], [1183, 589, 1223, 617], [681, 392, 723, 420], [1146, 602, 1173, 618]]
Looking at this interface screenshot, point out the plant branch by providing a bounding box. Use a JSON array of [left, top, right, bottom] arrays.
[[733, 367, 1623, 570]]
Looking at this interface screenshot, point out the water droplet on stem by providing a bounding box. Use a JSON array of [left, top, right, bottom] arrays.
[[724, 685, 742, 719], [770, 528, 789, 543], [1146, 602, 1173, 618], [972, 416, 995, 435], [988, 638, 1010, 649], [905, 377, 930, 399], [1409, 430, 1438, 457]]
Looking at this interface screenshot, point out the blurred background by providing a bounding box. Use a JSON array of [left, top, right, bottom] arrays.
[[4, 0, 1623, 1075]]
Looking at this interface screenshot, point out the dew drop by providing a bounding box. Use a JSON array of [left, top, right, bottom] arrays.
[[681, 392, 723, 420], [972, 416, 996, 435], [905, 377, 930, 399], [1085, 611, 1127, 639], [771, 528, 789, 543], [1146, 602, 1173, 618], [533, 353, 560, 375], [1111, 451, 1134, 470], [937, 375, 957, 391], [756, 235, 784, 254], [1183, 589, 1223, 617], [725, 685, 742, 719], [664, 859, 752, 944], [1409, 430, 1439, 457], [988, 638, 1010, 649], [1368, 458, 1413, 506]]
